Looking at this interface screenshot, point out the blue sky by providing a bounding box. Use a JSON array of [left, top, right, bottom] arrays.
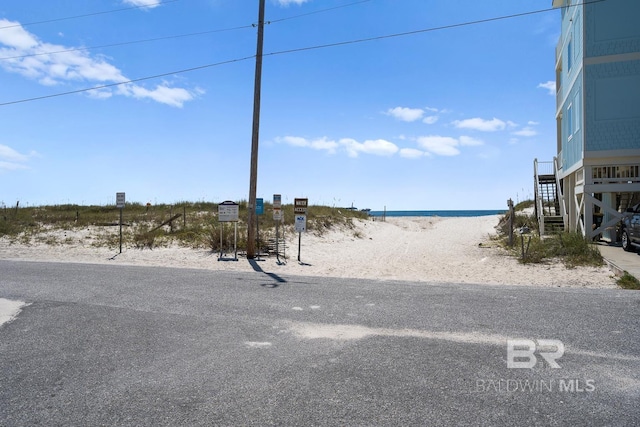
[[0, 0, 559, 210]]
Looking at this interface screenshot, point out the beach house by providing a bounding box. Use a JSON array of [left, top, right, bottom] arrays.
[[535, 0, 640, 240]]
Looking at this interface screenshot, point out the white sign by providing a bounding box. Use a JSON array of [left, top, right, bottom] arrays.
[[295, 215, 307, 233], [116, 192, 125, 209], [273, 207, 282, 221], [218, 201, 239, 222]]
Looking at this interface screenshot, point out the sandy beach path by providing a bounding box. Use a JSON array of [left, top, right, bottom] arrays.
[[0, 215, 617, 288]]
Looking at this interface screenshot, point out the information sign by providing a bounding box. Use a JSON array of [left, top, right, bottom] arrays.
[[218, 201, 239, 222], [294, 198, 308, 214], [116, 192, 125, 209], [295, 215, 307, 233]]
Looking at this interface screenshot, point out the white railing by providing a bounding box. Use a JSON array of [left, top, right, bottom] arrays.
[[554, 156, 568, 230]]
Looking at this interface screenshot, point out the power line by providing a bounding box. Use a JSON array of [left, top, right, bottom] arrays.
[[0, 0, 371, 61], [0, 0, 181, 30], [0, 1, 605, 107], [0, 56, 254, 107], [0, 25, 253, 61], [269, 0, 371, 24]]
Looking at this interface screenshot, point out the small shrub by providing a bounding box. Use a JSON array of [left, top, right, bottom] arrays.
[[617, 272, 640, 290], [134, 231, 156, 250], [513, 232, 603, 267]]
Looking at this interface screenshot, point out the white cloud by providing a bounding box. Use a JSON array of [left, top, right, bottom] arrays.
[[452, 117, 507, 132], [0, 144, 37, 171], [0, 22, 38, 49], [125, 83, 197, 108], [0, 144, 29, 162], [339, 138, 399, 158], [386, 107, 424, 122], [122, 0, 162, 8], [276, 0, 310, 5], [512, 127, 538, 137], [399, 148, 426, 159], [538, 81, 556, 96], [528, 121, 539, 126], [459, 136, 484, 146], [276, 136, 339, 154], [0, 19, 199, 107], [422, 115, 439, 124], [416, 136, 460, 156], [0, 161, 29, 171]]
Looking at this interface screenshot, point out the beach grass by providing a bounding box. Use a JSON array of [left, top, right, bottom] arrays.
[[616, 271, 640, 290], [1, 201, 369, 251]]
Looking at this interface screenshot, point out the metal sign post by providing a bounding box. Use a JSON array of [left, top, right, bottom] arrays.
[[116, 192, 125, 254], [273, 194, 283, 263], [218, 201, 239, 261], [294, 198, 308, 263], [256, 198, 264, 258]]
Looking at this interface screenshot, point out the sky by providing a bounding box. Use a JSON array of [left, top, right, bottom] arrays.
[[0, 0, 561, 210]]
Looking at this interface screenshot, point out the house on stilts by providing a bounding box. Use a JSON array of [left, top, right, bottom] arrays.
[[535, 0, 640, 240]]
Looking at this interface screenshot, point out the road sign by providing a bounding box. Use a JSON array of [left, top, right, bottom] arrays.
[[273, 208, 282, 221], [294, 198, 308, 214], [256, 198, 264, 215], [218, 201, 239, 222], [116, 192, 125, 209], [273, 194, 281, 208], [295, 215, 307, 233]]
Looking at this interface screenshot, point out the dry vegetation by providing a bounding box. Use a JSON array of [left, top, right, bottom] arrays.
[[1, 201, 369, 253]]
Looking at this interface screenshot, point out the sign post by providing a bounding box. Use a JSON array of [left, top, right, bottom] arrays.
[[116, 192, 125, 254], [294, 198, 308, 263], [218, 201, 239, 261], [273, 194, 283, 263], [256, 198, 264, 258]]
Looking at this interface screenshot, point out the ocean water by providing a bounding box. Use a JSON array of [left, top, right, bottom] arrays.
[[368, 210, 506, 218]]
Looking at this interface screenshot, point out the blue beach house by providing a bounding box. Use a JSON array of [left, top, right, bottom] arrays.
[[536, 0, 640, 240]]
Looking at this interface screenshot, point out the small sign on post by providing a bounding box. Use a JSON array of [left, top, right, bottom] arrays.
[[294, 198, 308, 263], [218, 201, 239, 261], [256, 198, 264, 258], [295, 215, 307, 233], [116, 192, 126, 209], [116, 192, 125, 254], [294, 198, 308, 214], [273, 194, 284, 263]]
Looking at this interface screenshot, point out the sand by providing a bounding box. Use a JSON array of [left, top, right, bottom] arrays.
[[0, 215, 617, 289]]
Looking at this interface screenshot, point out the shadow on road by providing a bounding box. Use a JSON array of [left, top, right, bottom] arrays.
[[248, 259, 287, 288]]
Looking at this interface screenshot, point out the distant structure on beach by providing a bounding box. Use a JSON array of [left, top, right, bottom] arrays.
[[535, 0, 640, 240]]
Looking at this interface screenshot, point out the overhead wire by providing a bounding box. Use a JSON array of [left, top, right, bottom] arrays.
[[0, 0, 371, 61], [0, 0, 181, 30], [0, 0, 605, 107], [0, 25, 254, 61], [269, 0, 371, 24]]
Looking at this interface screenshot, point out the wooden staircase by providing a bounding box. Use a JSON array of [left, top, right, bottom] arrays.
[[534, 159, 565, 235]]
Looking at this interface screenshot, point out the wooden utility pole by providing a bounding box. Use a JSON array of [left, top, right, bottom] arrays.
[[247, 0, 266, 259]]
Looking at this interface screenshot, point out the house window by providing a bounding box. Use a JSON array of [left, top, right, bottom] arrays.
[[573, 93, 580, 133], [567, 103, 573, 139], [567, 38, 573, 71]]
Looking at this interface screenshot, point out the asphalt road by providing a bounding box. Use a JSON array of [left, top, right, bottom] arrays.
[[1, 259, 639, 426]]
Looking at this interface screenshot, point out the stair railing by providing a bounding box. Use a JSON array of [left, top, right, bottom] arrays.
[[554, 156, 568, 230]]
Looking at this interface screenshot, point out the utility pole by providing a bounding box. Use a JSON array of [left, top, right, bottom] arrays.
[[247, 0, 266, 259]]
